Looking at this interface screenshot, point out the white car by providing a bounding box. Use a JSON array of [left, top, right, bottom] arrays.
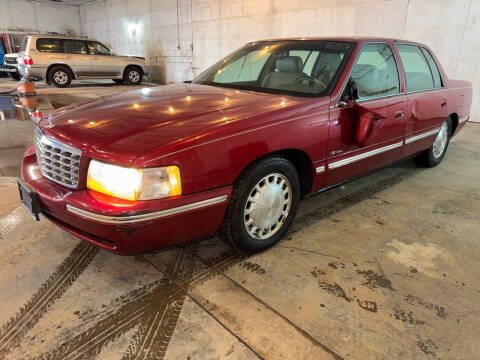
[[18, 35, 149, 87]]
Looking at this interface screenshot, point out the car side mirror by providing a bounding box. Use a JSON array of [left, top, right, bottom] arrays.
[[338, 80, 358, 108]]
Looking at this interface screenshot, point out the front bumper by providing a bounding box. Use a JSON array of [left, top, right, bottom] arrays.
[[21, 146, 231, 254]]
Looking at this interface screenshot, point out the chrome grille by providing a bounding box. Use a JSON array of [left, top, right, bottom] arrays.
[[35, 128, 82, 188]]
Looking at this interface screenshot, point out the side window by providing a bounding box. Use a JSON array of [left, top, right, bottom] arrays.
[[350, 43, 400, 99], [88, 42, 111, 56], [420, 48, 442, 88], [214, 50, 270, 83], [395, 44, 435, 92], [64, 40, 87, 54], [36, 38, 62, 53]]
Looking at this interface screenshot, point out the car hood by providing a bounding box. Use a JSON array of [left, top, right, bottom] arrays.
[[40, 83, 319, 166]]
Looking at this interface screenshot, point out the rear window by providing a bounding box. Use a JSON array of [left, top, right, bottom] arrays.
[[395, 44, 435, 92], [420, 47, 442, 88], [36, 38, 62, 53], [64, 40, 87, 54]]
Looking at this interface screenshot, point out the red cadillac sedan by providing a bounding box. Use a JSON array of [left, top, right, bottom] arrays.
[[19, 37, 472, 254]]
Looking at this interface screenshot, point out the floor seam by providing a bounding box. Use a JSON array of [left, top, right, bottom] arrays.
[[141, 255, 265, 360], [188, 250, 345, 360]]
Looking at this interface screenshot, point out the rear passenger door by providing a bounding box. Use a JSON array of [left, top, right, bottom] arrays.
[[395, 44, 448, 155], [327, 43, 407, 186], [35, 38, 65, 70], [63, 39, 91, 76]]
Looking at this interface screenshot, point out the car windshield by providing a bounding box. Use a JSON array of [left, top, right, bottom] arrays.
[[193, 41, 354, 97]]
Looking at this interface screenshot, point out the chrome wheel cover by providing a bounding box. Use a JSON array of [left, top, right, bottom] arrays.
[[432, 121, 448, 158], [244, 173, 292, 240], [128, 70, 140, 83], [53, 71, 68, 85]]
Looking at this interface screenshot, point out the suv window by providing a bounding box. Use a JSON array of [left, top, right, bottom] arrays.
[[420, 47, 442, 88], [36, 38, 62, 53], [350, 43, 400, 99], [88, 42, 110, 56], [395, 44, 435, 92], [64, 40, 88, 54]]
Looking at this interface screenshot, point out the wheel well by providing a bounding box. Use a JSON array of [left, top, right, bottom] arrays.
[[449, 113, 458, 136], [47, 64, 74, 79], [124, 65, 143, 77], [237, 149, 314, 198]]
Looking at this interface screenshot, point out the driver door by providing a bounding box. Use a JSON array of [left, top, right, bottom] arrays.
[[326, 43, 407, 186]]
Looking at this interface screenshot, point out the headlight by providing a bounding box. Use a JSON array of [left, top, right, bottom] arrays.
[[86, 160, 181, 201]]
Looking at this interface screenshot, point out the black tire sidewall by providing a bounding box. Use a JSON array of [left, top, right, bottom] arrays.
[[49, 66, 71, 88], [230, 158, 300, 253]]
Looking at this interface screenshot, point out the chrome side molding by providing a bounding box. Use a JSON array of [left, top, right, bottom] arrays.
[[315, 166, 325, 174], [405, 128, 440, 144], [328, 141, 403, 169], [66, 195, 228, 224]]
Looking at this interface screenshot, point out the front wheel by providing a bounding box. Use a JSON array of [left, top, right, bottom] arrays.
[[220, 156, 300, 253], [124, 67, 143, 85], [414, 117, 452, 167]]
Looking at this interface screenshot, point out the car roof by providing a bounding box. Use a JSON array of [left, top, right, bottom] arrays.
[[28, 34, 91, 41], [254, 36, 425, 46]]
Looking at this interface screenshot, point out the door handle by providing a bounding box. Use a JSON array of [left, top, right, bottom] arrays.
[[441, 101, 447, 107], [395, 112, 404, 119]]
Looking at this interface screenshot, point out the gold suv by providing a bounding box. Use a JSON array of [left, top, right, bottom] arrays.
[[18, 35, 149, 87]]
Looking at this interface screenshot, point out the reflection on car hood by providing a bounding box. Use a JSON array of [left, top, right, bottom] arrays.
[[40, 83, 317, 166]]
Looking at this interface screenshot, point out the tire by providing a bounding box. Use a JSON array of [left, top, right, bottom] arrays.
[[112, 79, 124, 84], [48, 65, 72, 88], [220, 156, 301, 253], [7, 72, 20, 81], [414, 117, 452, 167], [124, 66, 143, 85]]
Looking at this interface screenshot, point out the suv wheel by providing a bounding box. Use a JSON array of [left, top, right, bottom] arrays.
[[220, 156, 301, 253], [124, 66, 143, 85], [48, 66, 72, 88]]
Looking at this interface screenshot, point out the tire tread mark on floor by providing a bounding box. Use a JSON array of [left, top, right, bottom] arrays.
[[0, 205, 27, 241], [0, 241, 99, 358], [293, 171, 413, 232]]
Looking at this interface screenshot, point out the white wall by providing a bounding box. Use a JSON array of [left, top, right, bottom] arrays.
[[0, 0, 81, 35], [81, 0, 479, 122]]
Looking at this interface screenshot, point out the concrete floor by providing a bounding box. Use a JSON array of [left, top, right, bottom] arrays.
[[0, 77, 479, 359]]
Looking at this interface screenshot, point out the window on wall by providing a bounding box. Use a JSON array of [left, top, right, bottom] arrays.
[[36, 38, 62, 53], [64, 40, 88, 54], [350, 43, 400, 99], [420, 47, 442, 88], [395, 44, 435, 92]]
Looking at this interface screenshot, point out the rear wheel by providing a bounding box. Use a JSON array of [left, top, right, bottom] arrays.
[[48, 65, 72, 88], [414, 117, 452, 167], [220, 156, 300, 253], [124, 66, 143, 85]]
